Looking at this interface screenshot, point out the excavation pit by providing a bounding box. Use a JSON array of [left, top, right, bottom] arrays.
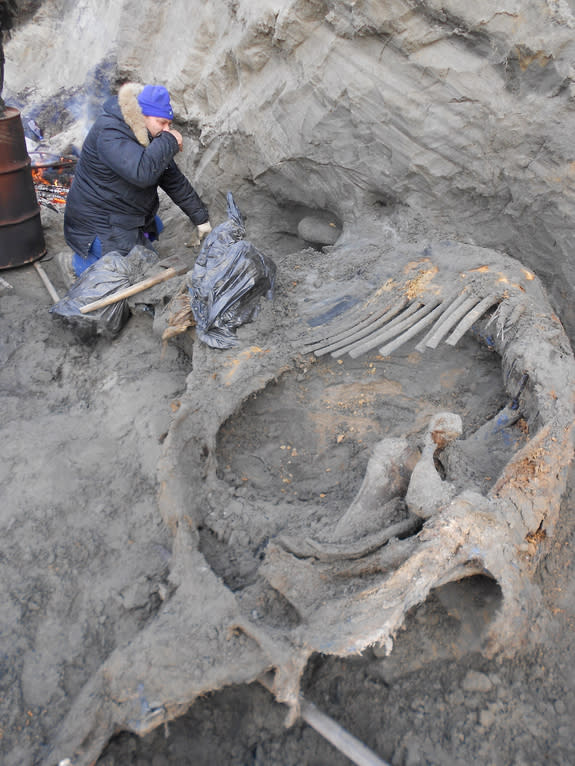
[[209, 338, 514, 584]]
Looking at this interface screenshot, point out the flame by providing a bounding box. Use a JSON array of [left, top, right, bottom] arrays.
[[32, 166, 68, 187], [32, 167, 51, 186], [32, 160, 74, 205]]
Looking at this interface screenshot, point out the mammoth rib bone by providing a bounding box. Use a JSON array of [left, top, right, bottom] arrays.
[[420, 295, 481, 350], [305, 293, 409, 347], [341, 301, 439, 358], [310, 301, 407, 357], [445, 293, 502, 347], [376, 301, 447, 357], [307, 297, 409, 354]]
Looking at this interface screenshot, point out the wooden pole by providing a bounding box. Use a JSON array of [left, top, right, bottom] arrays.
[[300, 697, 390, 766], [258, 674, 390, 766], [34, 261, 61, 303], [79, 266, 185, 314]]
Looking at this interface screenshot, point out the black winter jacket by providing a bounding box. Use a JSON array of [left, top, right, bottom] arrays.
[[64, 82, 209, 257]]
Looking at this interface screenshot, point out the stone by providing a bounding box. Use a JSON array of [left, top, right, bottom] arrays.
[[297, 216, 342, 246], [462, 670, 494, 694]]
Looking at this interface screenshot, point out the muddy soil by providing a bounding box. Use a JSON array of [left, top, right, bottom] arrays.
[[2, 205, 575, 766]]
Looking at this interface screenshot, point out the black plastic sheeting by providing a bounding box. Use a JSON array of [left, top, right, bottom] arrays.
[[189, 192, 276, 349], [50, 245, 158, 340]]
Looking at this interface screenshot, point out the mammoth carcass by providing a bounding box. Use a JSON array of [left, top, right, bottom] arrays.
[[44, 239, 575, 766]]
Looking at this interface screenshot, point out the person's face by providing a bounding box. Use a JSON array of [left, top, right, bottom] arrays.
[[143, 115, 172, 137]]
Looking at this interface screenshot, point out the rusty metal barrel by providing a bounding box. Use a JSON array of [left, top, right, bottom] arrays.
[[0, 106, 46, 269]]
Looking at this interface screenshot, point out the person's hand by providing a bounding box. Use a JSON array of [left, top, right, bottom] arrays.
[[167, 127, 183, 151], [197, 221, 212, 241], [186, 221, 212, 247]]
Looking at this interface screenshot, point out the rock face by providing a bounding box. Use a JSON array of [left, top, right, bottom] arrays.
[[6, 0, 575, 336]]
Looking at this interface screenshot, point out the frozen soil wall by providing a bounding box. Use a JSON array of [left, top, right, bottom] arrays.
[[3, 1, 575, 765]]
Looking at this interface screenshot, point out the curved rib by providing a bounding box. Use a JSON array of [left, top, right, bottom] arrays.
[[377, 301, 446, 356], [414, 290, 471, 352], [311, 299, 408, 356], [422, 295, 481, 350], [445, 293, 501, 347], [345, 301, 439, 359]]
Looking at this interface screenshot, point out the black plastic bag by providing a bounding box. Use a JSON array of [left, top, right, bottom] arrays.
[[189, 192, 276, 349], [50, 245, 158, 340]]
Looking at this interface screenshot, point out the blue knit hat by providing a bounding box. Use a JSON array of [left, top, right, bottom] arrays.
[[137, 85, 174, 119]]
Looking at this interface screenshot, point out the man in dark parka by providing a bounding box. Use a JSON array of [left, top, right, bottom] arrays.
[[63, 82, 211, 280]]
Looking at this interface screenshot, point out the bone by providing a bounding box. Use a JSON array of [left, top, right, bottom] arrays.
[[341, 302, 436, 359], [277, 438, 418, 561], [414, 290, 473, 351], [279, 512, 421, 562], [376, 300, 446, 356], [445, 293, 501, 347], [405, 412, 463, 520], [328, 535, 420, 578], [310, 298, 409, 356], [304, 303, 379, 347], [305, 292, 407, 346], [420, 295, 482, 350], [331, 438, 416, 540], [316, 299, 423, 357]]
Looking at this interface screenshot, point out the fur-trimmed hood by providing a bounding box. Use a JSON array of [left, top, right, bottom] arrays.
[[117, 82, 149, 146]]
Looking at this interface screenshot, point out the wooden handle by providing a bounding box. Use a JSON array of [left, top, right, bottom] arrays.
[[80, 267, 181, 314], [34, 261, 61, 303], [258, 673, 389, 766]]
